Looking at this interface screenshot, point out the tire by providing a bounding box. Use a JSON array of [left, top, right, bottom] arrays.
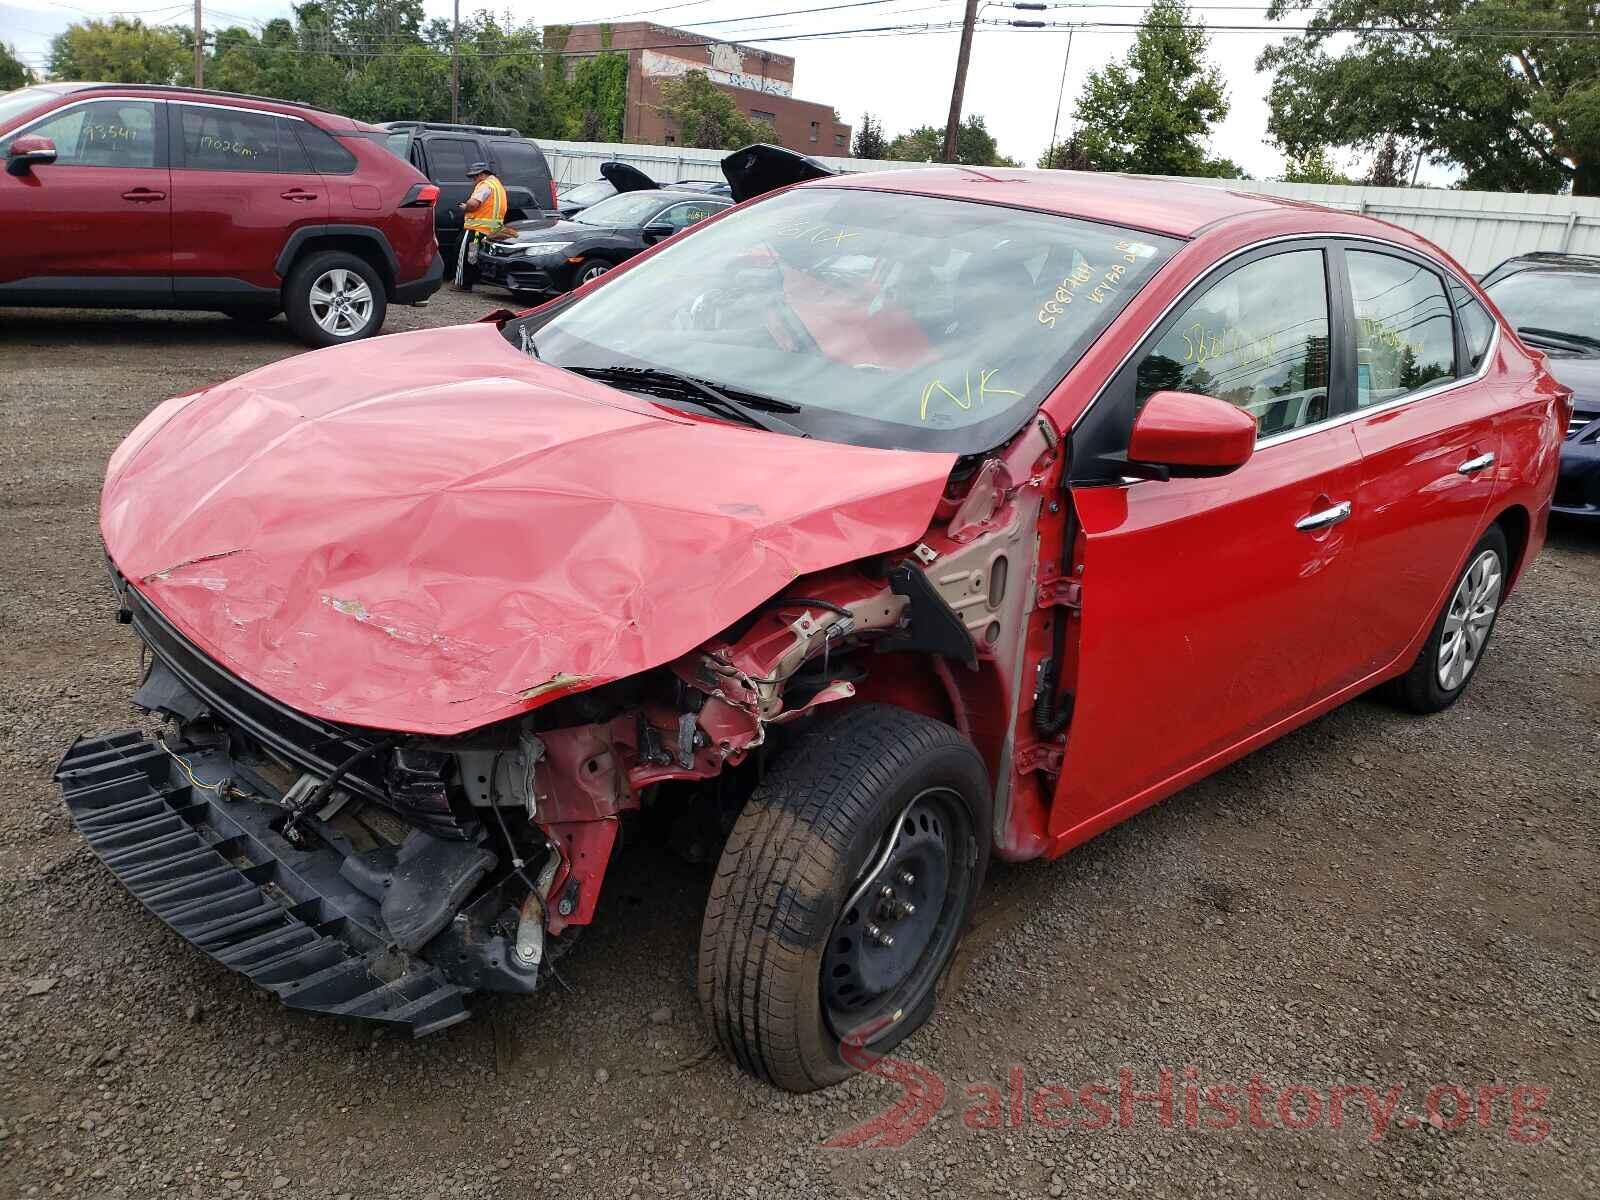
[[1392, 523, 1509, 713], [573, 260, 611, 287], [283, 251, 387, 347], [698, 703, 991, 1092]]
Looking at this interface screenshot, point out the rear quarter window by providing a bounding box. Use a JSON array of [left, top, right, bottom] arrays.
[[489, 138, 548, 186], [296, 123, 358, 174]]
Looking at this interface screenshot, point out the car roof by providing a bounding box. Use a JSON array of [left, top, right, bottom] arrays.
[[41, 82, 375, 131], [807, 166, 1329, 238], [1489, 252, 1600, 275], [653, 188, 731, 202]]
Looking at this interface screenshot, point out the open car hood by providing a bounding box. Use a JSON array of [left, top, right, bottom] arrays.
[[101, 324, 956, 735], [599, 160, 658, 194], [721, 143, 838, 203]]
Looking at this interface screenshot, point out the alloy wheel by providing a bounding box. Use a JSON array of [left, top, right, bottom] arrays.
[[309, 268, 375, 338], [1437, 548, 1502, 691]]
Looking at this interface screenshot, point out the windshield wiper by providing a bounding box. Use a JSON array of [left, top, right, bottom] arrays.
[[1517, 325, 1600, 353], [566, 365, 808, 437]]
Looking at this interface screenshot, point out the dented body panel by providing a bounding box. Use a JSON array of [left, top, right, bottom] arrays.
[[102, 323, 956, 735]]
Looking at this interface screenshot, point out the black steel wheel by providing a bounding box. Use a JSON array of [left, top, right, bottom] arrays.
[[698, 704, 991, 1092]]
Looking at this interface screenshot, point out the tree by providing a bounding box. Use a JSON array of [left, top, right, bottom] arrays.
[[49, 18, 187, 85], [1259, 0, 1600, 195], [1280, 146, 1354, 184], [852, 112, 887, 159], [656, 70, 778, 149], [1039, 135, 1091, 170], [1068, 0, 1231, 176], [887, 115, 1016, 165], [562, 51, 629, 141], [1, 42, 33, 90], [1365, 133, 1417, 187]]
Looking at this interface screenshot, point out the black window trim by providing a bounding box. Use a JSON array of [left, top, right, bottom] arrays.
[[1067, 231, 1502, 482]]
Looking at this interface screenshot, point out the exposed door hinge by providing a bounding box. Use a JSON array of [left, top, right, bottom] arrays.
[[1015, 741, 1064, 776], [1036, 574, 1082, 611]]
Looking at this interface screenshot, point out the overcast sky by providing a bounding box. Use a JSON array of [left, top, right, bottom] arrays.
[[1, 0, 1365, 180]]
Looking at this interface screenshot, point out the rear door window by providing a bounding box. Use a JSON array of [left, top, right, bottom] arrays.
[[178, 105, 283, 172], [424, 136, 477, 183], [21, 99, 159, 167], [1346, 250, 1456, 405]]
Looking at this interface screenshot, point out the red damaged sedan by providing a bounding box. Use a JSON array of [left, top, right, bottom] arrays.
[[60, 148, 1568, 1092]]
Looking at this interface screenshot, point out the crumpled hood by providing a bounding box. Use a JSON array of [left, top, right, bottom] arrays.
[[101, 324, 956, 735]]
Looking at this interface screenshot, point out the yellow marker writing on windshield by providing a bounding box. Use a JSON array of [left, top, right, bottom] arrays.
[[919, 368, 1023, 421]]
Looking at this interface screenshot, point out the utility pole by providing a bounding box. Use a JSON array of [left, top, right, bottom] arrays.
[[1044, 28, 1073, 169], [192, 0, 203, 88], [941, 0, 980, 162], [450, 0, 461, 123]]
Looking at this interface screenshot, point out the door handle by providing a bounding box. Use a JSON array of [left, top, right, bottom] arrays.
[[1295, 500, 1352, 531], [281, 189, 318, 201], [121, 188, 166, 202], [1457, 452, 1495, 475]]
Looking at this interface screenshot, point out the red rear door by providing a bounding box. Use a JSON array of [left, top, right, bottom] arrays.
[[167, 102, 329, 298], [1047, 243, 1365, 848], [0, 96, 171, 300], [1321, 246, 1502, 690]]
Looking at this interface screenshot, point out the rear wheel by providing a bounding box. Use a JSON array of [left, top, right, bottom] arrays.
[[698, 704, 990, 1092], [284, 251, 386, 347], [1392, 524, 1508, 713]]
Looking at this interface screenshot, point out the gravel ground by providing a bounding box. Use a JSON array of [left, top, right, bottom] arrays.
[[1, 292, 1596, 1199]]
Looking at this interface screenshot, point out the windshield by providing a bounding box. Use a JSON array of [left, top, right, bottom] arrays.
[[511, 187, 1179, 451], [1486, 271, 1600, 346], [0, 88, 57, 133], [562, 179, 615, 207], [575, 191, 666, 227]]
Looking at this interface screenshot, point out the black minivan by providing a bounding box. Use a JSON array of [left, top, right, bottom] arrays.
[[377, 121, 558, 259]]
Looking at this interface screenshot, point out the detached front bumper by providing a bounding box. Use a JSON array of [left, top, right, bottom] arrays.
[[55, 733, 479, 1035]]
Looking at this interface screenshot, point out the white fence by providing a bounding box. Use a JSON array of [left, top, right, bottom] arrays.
[[540, 138, 1600, 274]]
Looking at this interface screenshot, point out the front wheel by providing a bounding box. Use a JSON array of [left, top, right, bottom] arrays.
[[573, 260, 610, 287], [1392, 524, 1509, 713], [698, 704, 991, 1092], [284, 251, 387, 347]]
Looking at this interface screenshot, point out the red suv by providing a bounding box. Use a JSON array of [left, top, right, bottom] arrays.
[[0, 83, 443, 345]]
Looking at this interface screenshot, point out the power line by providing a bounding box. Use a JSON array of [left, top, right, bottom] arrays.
[[682, 0, 948, 26]]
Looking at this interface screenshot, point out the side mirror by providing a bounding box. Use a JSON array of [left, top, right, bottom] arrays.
[[1128, 390, 1256, 478], [642, 222, 674, 241], [6, 135, 57, 177]]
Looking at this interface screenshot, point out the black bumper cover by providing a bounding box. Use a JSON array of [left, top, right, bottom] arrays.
[[393, 251, 445, 305], [55, 732, 492, 1036]]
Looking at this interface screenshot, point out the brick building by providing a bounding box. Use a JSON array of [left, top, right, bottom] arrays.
[[557, 23, 852, 156]]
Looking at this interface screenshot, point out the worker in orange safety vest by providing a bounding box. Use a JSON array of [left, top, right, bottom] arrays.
[[453, 161, 507, 291]]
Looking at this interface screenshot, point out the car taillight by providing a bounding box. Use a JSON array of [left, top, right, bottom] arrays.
[[402, 183, 440, 207], [550, 179, 559, 208]]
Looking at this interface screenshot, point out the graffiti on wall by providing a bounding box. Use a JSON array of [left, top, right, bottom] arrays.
[[640, 48, 793, 97]]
